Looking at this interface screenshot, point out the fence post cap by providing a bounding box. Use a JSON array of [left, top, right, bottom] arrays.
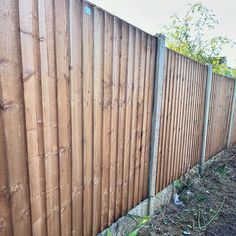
[[155, 33, 166, 40], [207, 64, 213, 69]]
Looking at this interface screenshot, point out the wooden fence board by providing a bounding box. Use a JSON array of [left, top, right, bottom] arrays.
[[109, 17, 121, 225], [18, 0, 47, 234], [0, 1, 32, 234], [115, 21, 129, 220], [55, 0, 72, 235], [38, 0, 60, 234], [0, 107, 12, 236], [93, 6, 104, 234], [206, 74, 235, 159], [82, 3, 94, 234], [156, 52, 207, 193], [70, 0, 83, 235]]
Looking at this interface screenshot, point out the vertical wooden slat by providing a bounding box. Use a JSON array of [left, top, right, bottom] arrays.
[[101, 12, 113, 230], [135, 32, 147, 204], [156, 47, 168, 193], [188, 62, 198, 168], [55, 0, 71, 235], [171, 53, 181, 180], [173, 54, 185, 179], [18, 0, 47, 234], [168, 52, 179, 182], [38, 0, 60, 234], [185, 61, 194, 171], [115, 22, 128, 219], [122, 25, 135, 214], [182, 58, 191, 174], [144, 37, 156, 195], [93, 7, 104, 235], [158, 49, 171, 190], [0, 110, 12, 236], [163, 51, 175, 188], [192, 63, 200, 166], [82, 3, 94, 235], [140, 35, 151, 198], [70, 0, 83, 235], [0, 1, 32, 235], [128, 28, 141, 209], [109, 17, 121, 225]]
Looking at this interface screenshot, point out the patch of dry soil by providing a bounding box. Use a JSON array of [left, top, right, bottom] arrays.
[[138, 147, 236, 236]]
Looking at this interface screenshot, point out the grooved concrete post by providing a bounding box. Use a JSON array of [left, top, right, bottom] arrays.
[[148, 34, 166, 214], [227, 79, 236, 147], [199, 64, 213, 175]]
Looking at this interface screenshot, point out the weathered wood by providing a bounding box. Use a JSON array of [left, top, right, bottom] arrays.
[[0, 108, 12, 236], [0, 1, 32, 234], [55, 0, 71, 235], [109, 17, 121, 225], [128, 28, 141, 209], [70, 0, 83, 235], [122, 25, 135, 214], [18, 0, 47, 234], [82, 3, 94, 235], [38, 0, 60, 234], [93, 7, 104, 234], [115, 22, 128, 219]]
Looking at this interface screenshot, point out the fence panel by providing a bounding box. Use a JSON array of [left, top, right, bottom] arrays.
[[156, 50, 207, 193], [206, 74, 235, 159], [1, 0, 156, 235]]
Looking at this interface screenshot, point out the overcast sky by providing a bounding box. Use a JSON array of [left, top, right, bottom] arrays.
[[89, 0, 236, 68]]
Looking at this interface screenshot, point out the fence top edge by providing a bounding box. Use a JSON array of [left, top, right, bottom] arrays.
[[84, 0, 236, 81], [213, 72, 236, 81], [83, 0, 156, 39]]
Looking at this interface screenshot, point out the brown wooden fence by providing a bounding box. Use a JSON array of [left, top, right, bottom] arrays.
[[206, 74, 235, 159], [0, 0, 236, 236], [155, 50, 207, 193], [0, 0, 156, 235]]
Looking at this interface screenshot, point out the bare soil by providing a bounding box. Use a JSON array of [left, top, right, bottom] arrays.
[[138, 147, 236, 236]]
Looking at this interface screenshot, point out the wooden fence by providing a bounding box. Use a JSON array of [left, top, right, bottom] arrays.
[[206, 74, 235, 159], [0, 0, 236, 236], [155, 50, 207, 193]]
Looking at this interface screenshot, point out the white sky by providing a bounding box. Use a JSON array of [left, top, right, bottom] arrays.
[[89, 0, 236, 68]]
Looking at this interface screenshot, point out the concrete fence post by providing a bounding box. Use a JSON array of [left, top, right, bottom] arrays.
[[148, 34, 166, 214], [227, 79, 236, 147], [199, 64, 213, 175]]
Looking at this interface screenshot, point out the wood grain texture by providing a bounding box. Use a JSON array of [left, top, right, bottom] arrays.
[[115, 21, 129, 220], [109, 17, 121, 225], [0, 0, 32, 235], [18, 0, 47, 234], [70, 0, 83, 235], [93, 7, 104, 235], [156, 51, 207, 193], [0, 106, 12, 236], [55, 0, 71, 235], [38, 0, 60, 234], [2, 0, 235, 234], [206, 74, 235, 159], [82, 3, 94, 235]]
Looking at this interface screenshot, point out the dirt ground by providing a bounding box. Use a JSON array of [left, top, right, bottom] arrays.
[[138, 147, 236, 236]]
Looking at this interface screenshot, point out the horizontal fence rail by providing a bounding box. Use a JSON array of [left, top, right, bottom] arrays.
[[0, 0, 235, 235]]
